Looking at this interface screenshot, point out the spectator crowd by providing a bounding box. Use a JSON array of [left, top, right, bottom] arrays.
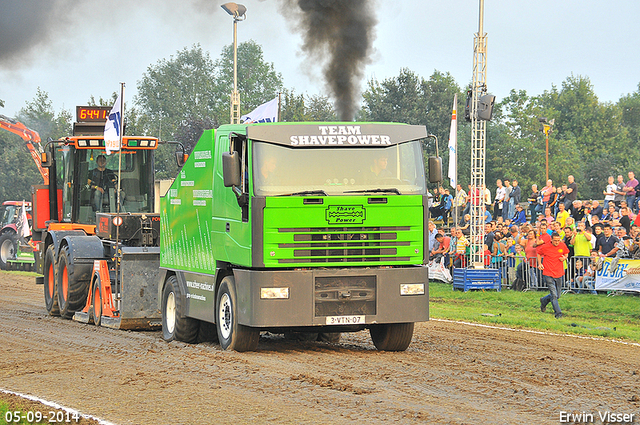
[[428, 173, 640, 295]]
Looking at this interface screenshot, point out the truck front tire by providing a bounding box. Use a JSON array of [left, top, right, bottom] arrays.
[[216, 276, 259, 352], [43, 245, 59, 316], [370, 322, 414, 351], [161, 275, 198, 343]]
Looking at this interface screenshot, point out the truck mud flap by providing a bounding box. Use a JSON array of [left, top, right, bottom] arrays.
[[102, 248, 161, 330]]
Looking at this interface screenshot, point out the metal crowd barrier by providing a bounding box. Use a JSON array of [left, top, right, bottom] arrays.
[[449, 254, 597, 293]]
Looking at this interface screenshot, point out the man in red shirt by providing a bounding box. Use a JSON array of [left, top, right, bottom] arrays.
[[537, 232, 569, 319]]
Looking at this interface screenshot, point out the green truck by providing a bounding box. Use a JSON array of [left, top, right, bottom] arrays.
[[159, 122, 441, 351]]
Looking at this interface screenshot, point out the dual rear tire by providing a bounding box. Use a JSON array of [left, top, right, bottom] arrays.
[[43, 244, 90, 319], [43, 245, 59, 316], [161, 275, 198, 343], [161, 274, 258, 352], [56, 246, 90, 319]]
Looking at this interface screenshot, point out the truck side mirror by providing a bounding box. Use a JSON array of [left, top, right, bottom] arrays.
[[222, 151, 241, 187], [428, 156, 443, 184]]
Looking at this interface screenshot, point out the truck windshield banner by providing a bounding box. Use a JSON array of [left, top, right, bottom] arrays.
[[247, 123, 427, 148]]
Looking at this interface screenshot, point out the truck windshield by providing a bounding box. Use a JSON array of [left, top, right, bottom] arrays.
[[252, 141, 426, 196]]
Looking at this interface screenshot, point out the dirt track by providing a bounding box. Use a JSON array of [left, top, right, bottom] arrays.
[[1, 271, 639, 425]]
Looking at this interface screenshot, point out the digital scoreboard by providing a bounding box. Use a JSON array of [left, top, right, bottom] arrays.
[[76, 106, 111, 122]]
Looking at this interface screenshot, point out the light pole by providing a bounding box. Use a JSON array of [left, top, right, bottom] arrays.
[[221, 2, 247, 124], [538, 117, 554, 181]]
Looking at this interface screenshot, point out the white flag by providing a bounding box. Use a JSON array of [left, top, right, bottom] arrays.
[[19, 201, 30, 239], [241, 97, 279, 124], [447, 94, 458, 187], [104, 94, 122, 155]]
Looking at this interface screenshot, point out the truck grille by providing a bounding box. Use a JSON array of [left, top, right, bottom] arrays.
[[314, 275, 376, 317], [277, 226, 411, 264]]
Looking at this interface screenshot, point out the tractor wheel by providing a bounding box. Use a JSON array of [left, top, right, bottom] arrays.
[[92, 273, 103, 326], [161, 275, 198, 343], [0, 232, 17, 270], [216, 275, 259, 352], [56, 245, 89, 319], [43, 245, 59, 316], [369, 323, 415, 352]]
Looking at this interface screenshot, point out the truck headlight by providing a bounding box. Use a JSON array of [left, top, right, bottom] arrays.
[[260, 287, 289, 299], [400, 283, 425, 296]]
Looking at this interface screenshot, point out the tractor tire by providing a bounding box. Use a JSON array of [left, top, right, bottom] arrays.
[[43, 245, 60, 316], [161, 275, 198, 343], [56, 245, 90, 319], [0, 232, 18, 270], [216, 275, 259, 352], [369, 322, 415, 352], [92, 273, 103, 326]]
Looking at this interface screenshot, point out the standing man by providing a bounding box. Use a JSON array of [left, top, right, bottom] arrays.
[[603, 176, 616, 210], [510, 179, 521, 219], [614, 175, 626, 208], [623, 171, 638, 214], [540, 179, 554, 212], [537, 232, 569, 319], [453, 183, 467, 224], [528, 184, 540, 224], [482, 184, 492, 214], [565, 175, 578, 209], [503, 179, 513, 221], [494, 179, 506, 218]]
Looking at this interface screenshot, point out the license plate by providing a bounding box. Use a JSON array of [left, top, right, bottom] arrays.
[[325, 315, 365, 325]]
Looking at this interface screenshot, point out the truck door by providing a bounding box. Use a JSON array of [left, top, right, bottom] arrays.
[[213, 132, 252, 266]]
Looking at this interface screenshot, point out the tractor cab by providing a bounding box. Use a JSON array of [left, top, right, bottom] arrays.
[[42, 136, 158, 227]]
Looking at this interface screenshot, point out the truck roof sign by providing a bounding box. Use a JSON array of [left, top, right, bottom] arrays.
[[247, 123, 427, 148]]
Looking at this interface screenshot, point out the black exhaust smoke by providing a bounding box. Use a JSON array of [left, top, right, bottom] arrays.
[[0, 1, 79, 68], [282, 0, 377, 121]]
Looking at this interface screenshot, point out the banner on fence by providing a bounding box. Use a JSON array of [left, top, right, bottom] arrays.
[[595, 257, 640, 292]]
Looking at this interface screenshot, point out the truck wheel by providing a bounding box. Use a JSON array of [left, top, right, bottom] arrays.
[[216, 276, 259, 352], [370, 323, 414, 351], [161, 275, 198, 343], [43, 245, 60, 316], [56, 245, 89, 319], [92, 273, 103, 326], [0, 232, 17, 270], [318, 332, 341, 343]]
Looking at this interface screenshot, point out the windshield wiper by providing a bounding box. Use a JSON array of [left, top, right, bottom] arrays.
[[344, 188, 401, 195], [281, 190, 328, 197]]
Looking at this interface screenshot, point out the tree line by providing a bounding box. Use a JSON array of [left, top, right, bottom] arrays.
[[1, 41, 640, 203]]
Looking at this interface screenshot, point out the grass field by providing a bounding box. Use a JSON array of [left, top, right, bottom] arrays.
[[429, 281, 640, 343]]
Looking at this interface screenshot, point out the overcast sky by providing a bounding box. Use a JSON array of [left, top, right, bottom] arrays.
[[1, 0, 640, 119]]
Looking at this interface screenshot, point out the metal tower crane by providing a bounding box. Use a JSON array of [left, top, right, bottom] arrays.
[[469, 0, 488, 268]]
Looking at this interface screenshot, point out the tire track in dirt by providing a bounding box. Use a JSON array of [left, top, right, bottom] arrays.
[[1, 271, 638, 424]]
